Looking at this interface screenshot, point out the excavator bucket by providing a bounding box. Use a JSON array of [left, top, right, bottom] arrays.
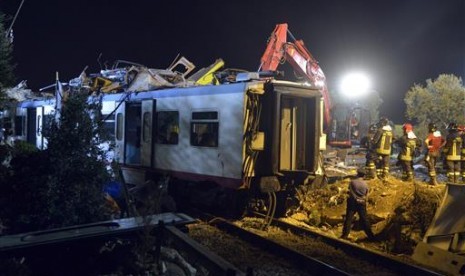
[[412, 183, 465, 275]]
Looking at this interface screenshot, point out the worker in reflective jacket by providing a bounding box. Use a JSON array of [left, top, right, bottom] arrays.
[[396, 123, 420, 182], [424, 123, 445, 185], [372, 117, 393, 179], [444, 122, 462, 183]]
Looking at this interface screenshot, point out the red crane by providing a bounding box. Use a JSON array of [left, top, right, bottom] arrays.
[[259, 23, 331, 128]]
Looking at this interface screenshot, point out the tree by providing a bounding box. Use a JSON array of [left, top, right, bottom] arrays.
[[404, 74, 465, 138], [0, 90, 113, 233], [0, 13, 15, 87], [0, 12, 16, 110], [44, 91, 113, 228]]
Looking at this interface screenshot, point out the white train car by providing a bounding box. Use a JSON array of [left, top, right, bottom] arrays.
[[10, 78, 326, 214], [107, 80, 325, 190]]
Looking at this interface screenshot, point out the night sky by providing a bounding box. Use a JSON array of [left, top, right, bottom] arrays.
[[1, 0, 464, 123]]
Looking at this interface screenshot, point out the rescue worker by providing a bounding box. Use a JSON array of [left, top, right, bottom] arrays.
[[424, 123, 445, 185], [341, 171, 375, 241], [444, 122, 462, 183], [396, 123, 420, 182], [372, 117, 393, 179], [363, 124, 378, 179]]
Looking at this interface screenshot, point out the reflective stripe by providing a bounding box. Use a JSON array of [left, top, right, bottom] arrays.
[[399, 139, 417, 161], [376, 131, 392, 155], [447, 139, 461, 161]]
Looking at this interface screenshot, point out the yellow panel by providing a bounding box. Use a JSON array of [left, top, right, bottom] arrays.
[[195, 59, 225, 85], [251, 132, 265, 151]]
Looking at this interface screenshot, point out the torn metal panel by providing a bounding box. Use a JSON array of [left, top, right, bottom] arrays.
[[188, 59, 225, 85], [4, 80, 33, 101], [167, 56, 195, 78], [412, 183, 465, 275], [127, 68, 175, 92], [100, 68, 127, 83]]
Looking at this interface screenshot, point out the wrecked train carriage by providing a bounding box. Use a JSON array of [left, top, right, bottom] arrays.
[[12, 77, 326, 214]]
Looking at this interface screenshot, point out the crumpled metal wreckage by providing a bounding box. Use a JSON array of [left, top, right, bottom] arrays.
[[4, 80, 33, 101], [67, 56, 225, 95]]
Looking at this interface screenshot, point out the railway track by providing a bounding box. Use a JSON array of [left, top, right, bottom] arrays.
[[186, 209, 442, 275], [164, 224, 246, 275], [0, 213, 245, 275], [251, 212, 442, 275]]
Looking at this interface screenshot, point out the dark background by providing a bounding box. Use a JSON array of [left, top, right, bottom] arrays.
[[1, 0, 464, 123]]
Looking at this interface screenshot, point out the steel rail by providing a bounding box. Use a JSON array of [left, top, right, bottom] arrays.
[[164, 225, 246, 276], [212, 218, 350, 276], [188, 209, 351, 276], [251, 212, 442, 276]]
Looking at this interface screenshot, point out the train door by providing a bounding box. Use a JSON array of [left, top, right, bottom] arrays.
[[125, 103, 142, 165], [35, 105, 54, 149], [140, 100, 156, 167], [279, 95, 317, 171], [115, 102, 126, 163], [115, 99, 156, 166]]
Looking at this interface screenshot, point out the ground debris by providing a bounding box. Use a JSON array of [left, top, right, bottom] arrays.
[[292, 175, 445, 254]]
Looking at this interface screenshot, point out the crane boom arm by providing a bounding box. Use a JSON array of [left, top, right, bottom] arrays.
[[259, 23, 332, 128]]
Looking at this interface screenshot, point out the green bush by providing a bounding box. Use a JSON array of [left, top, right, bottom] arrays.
[[0, 92, 113, 233]]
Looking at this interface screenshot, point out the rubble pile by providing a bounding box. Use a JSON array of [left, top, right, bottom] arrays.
[[67, 57, 226, 95], [289, 176, 444, 254]]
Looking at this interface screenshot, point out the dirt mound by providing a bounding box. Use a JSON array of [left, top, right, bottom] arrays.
[[289, 176, 445, 254]]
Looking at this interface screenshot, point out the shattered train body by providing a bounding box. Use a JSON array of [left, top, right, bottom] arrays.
[[3, 24, 330, 216], [6, 54, 327, 215]]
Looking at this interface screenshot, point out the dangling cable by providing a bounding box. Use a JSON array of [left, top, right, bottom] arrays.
[[263, 192, 272, 230], [266, 191, 277, 230]]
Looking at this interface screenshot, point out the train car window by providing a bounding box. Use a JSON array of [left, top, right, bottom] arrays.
[[103, 114, 115, 141], [156, 111, 179, 145], [116, 113, 123, 140], [190, 111, 218, 147]]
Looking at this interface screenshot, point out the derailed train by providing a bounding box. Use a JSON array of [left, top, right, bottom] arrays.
[[3, 23, 330, 216], [7, 76, 326, 215]]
